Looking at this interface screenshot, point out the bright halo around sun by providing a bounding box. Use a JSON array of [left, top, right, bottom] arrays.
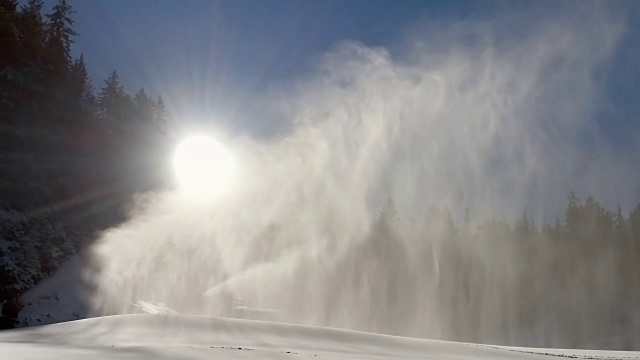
[[173, 135, 235, 196]]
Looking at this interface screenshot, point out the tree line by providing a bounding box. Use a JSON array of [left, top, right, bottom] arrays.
[[0, 0, 171, 301], [318, 194, 640, 349], [1, 0, 167, 134]]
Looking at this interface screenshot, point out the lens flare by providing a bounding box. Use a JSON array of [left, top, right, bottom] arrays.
[[173, 135, 234, 195]]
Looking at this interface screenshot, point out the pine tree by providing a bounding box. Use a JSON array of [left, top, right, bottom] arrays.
[[0, 0, 17, 14], [629, 204, 640, 256], [134, 87, 153, 123], [0, 0, 20, 71], [43, 0, 76, 80], [17, 0, 45, 68], [69, 54, 94, 105], [98, 70, 129, 121], [564, 191, 580, 233], [152, 95, 168, 134], [614, 206, 625, 233]]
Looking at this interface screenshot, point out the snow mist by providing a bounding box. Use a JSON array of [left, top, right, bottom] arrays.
[[52, 6, 639, 348]]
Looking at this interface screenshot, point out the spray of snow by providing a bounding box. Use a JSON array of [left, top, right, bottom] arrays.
[[29, 5, 640, 346]]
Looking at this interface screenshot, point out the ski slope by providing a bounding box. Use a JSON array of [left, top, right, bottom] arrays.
[[0, 314, 638, 360]]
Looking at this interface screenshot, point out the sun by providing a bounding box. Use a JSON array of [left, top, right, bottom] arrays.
[[173, 135, 235, 195]]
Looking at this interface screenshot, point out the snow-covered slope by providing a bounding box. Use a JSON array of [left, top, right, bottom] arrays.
[[0, 314, 638, 360], [0, 205, 80, 298]]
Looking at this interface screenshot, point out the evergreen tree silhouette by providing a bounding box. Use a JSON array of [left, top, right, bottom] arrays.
[[43, 0, 76, 81]]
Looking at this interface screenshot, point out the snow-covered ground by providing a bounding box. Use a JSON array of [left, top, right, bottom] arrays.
[[0, 314, 638, 360], [5, 259, 640, 357]]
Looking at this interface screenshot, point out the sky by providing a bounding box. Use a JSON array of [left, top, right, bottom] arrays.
[[60, 0, 482, 134], [34, 0, 636, 142], [33, 0, 640, 218], [67, 0, 475, 90], [39, 1, 628, 137]]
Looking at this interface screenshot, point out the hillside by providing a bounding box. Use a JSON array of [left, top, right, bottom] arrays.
[[1, 314, 638, 360]]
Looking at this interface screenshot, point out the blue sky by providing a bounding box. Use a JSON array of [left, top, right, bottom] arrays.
[[61, 0, 483, 131], [39, 0, 637, 143], [67, 0, 474, 90], [31, 0, 640, 218]]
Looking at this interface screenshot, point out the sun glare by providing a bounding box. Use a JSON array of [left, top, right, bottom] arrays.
[[173, 135, 235, 196]]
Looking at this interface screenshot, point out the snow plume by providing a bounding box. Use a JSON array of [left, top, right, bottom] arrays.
[[62, 5, 639, 347]]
